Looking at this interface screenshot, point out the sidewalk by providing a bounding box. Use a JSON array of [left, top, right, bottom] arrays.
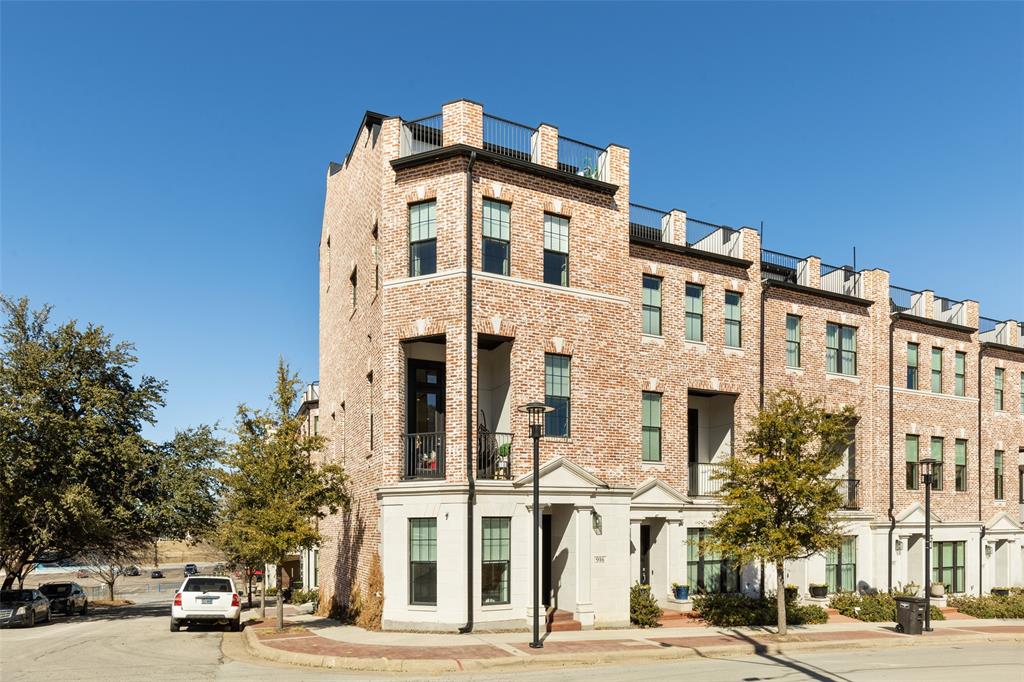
[[241, 607, 1024, 674]]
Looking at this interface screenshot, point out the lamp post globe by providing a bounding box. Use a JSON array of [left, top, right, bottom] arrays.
[[517, 401, 553, 649]]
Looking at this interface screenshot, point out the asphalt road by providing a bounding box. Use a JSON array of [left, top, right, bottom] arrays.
[[1, 600, 1021, 681]]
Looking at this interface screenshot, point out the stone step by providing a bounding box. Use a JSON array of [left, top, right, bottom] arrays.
[[546, 608, 581, 632]]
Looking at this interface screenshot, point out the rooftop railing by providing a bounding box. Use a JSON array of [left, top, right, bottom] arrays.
[[889, 285, 918, 313], [761, 249, 800, 284], [933, 295, 965, 325], [400, 114, 443, 156], [483, 114, 536, 163], [979, 316, 1000, 334], [687, 217, 741, 258], [629, 203, 669, 241], [821, 263, 862, 298], [557, 135, 607, 181]]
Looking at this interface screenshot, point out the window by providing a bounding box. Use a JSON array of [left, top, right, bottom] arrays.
[[481, 517, 510, 605], [313, 415, 319, 437], [994, 450, 1004, 500], [931, 347, 943, 393], [687, 528, 740, 594], [724, 292, 742, 347], [685, 284, 704, 342], [932, 541, 965, 594], [544, 354, 570, 437], [995, 368, 1004, 410], [543, 214, 569, 286], [826, 536, 857, 593], [955, 439, 967, 492], [786, 315, 801, 368], [368, 372, 375, 451], [1020, 372, 1024, 413], [409, 518, 437, 605], [905, 435, 919, 490], [409, 201, 437, 277], [482, 199, 510, 276], [954, 352, 966, 396], [373, 223, 380, 291], [642, 275, 662, 336], [827, 323, 857, 375], [906, 343, 919, 389], [350, 268, 358, 308], [642, 392, 662, 462], [930, 437, 944, 491]]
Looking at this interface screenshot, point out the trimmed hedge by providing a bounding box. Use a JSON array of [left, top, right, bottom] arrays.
[[948, 593, 1024, 619], [829, 591, 944, 622], [290, 588, 319, 605], [692, 592, 828, 627]]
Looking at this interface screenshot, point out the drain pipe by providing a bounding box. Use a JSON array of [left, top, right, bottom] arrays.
[[459, 151, 477, 635], [977, 346, 985, 596], [887, 316, 896, 591]]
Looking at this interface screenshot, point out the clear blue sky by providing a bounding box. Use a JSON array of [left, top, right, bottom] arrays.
[[3, 2, 1022, 442]]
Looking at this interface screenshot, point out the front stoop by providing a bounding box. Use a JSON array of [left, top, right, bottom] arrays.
[[547, 608, 582, 632], [658, 609, 704, 628]]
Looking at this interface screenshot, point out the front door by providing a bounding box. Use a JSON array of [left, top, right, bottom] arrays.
[[542, 514, 553, 608], [407, 360, 445, 435], [640, 525, 652, 585]]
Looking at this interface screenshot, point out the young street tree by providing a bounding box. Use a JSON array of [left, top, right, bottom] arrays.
[[217, 359, 348, 629], [706, 390, 855, 635]]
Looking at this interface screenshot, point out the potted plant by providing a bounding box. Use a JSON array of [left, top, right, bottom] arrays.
[[809, 583, 828, 599], [930, 581, 945, 598], [991, 587, 1010, 597], [671, 582, 689, 600], [784, 584, 799, 601]]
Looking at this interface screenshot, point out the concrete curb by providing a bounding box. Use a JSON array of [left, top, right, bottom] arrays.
[[242, 625, 1024, 674]]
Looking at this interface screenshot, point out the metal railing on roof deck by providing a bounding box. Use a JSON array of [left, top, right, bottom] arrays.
[[483, 114, 536, 162], [400, 114, 443, 156], [889, 286, 918, 313], [1019, 322, 1024, 347], [820, 263, 862, 297], [979, 316, 1000, 334], [629, 203, 668, 241], [687, 217, 740, 257], [933, 295, 965, 325], [761, 249, 800, 284], [557, 135, 607, 181]]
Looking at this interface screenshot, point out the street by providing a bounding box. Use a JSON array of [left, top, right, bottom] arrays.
[[1, 599, 1021, 681]]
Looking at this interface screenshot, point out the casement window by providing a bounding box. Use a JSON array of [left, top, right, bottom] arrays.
[[954, 352, 966, 396], [481, 199, 511, 276], [544, 354, 570, 437], [932, 541, 965, 594], [313, 415, 319, 437], [685, 284, 704, 342], [1020, 372, 1024, 413], [931, 348, 943, 393], [826, 536, 857, 593], [409, 518, 437, 605], [687, 528, 740, 594], [642, 392, 662, 462], [543, 214, 569, 286], [955, 439, 967, 492], [481, 517, 510, 605], [409, 201, 437, 277], [906, 343, 919, 389], [786, 315, 801, 368], [827, 323, 857, 375], [724, 292, 742, 348], [642, 275, 662, 336], [995, 368, 1005, 410], [994, 450, 1004, 500], [905, 435, 920, 490], [930, 437, 944, 491], [350, 268, 358, 309]]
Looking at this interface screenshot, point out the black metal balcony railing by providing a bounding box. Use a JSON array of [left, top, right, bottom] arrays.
[[401, 114, 443, 156], [761, 249, 800, 284], [403, 432, 445, 479], [820, 263, 862, 297], [889, 285, 917, 313], [688, 462, 728, 497], [687, 218, 740, 257], [477, 431, 514, 481], [979, 316, 1000, 335], [629, 203, 668, 241], [557, 135, 606, 180], [833, 478, 861, 509], [483, 114, 535, 162]]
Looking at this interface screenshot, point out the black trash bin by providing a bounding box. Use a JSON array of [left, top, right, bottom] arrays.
[[894, 596, 926, 634]]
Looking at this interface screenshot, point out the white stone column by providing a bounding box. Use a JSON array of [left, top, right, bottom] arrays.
[[575, 507, 595, 627], [666, 520, 684, 599]]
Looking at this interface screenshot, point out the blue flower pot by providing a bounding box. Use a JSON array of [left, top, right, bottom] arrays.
[[673, 585, 689, 600]]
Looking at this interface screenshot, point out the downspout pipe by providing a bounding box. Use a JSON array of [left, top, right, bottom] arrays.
[[459, 152, 477, 634], [977, 346, 985, 596], [887, 316, 896, 591]]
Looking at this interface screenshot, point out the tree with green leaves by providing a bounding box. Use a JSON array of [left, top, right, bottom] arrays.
[[216, 359, 348, 629], [705, 390, 855, 635]]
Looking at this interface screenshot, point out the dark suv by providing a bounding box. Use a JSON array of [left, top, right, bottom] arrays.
[[39, 582, 88, 615], [183, 563, 199, 577]]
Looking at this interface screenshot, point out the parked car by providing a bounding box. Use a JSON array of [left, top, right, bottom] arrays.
[[170, 575, 241, 632], [39, 582, 88, 616], [151, 570, 164, 579], [0, 589, 51, 628], [183, 563, 199, 577], [119, 565, 140, 577]]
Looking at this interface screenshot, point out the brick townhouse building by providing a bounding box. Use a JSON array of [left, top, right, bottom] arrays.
[[315, 99, 1024, 632]]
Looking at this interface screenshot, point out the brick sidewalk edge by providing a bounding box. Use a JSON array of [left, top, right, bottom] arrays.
[[241, 627, 1024, 674]]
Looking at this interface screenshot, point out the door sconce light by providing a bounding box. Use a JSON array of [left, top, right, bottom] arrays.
[[895, 539, 903, 553], [985, 543, 993, 558], [592, 511, 603, 535]]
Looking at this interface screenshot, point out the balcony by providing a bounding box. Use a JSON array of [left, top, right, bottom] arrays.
[[761, 249, 800, 284], [477, 430, 513, 481], [687, 217, 742, 258], [483, 114, 537, 163], [689, 462, 727, 497], [833, 478, 861, 510], [400, 114, 443, 157], [629, 203, 669, 242], [820, 263, 863, 298], [403, 432, 445, 479]]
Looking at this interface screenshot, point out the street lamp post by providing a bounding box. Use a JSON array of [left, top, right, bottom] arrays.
[[920, 456, 937, 633], [518, 401, 553, 650]]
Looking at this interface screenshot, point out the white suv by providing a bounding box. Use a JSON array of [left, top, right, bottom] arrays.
[[170, 575, 241, 632]]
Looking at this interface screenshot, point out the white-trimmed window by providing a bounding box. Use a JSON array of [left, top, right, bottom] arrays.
[[482, 199, 510, 276], [543, 214, 569, 286], [409, 201, 437, 277]]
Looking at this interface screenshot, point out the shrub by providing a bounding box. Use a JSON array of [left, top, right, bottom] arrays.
[[290, 588, 319, 605], [692, 591, 828, 627], [630, 582, 662, 628], [356, 553, 384, 631], [948, 593, 1024, 619], [265, 586, 278, 597], [828, 591, 944, 622]]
